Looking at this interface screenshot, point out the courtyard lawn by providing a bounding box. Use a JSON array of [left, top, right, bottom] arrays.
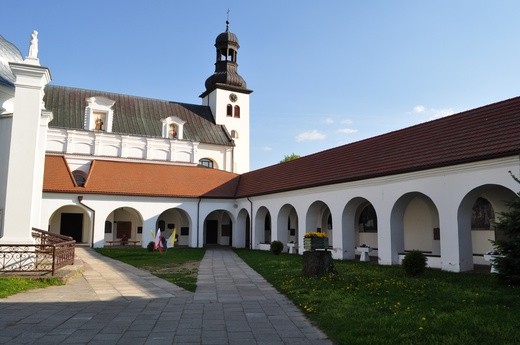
[[95, 247, 205, 292], [235, 249, 520, 345], [0, 277, 63, 298]]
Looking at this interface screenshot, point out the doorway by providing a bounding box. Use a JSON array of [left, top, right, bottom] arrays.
[[60, 213, 83, 242], [206, 220, 218, 244]]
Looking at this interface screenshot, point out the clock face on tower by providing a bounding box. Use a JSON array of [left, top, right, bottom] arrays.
[[229, 93, 238, 102]]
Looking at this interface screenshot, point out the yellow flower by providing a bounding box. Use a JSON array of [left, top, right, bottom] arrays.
[[304, 232, 328, 238]]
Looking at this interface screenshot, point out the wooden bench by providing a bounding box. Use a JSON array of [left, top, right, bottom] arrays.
[[105, 240, 141, 247]]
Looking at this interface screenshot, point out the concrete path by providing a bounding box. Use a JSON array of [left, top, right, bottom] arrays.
[[0, 247, 331, 344]]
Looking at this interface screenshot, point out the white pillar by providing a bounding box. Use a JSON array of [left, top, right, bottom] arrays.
[[0, 62, 51, 244]]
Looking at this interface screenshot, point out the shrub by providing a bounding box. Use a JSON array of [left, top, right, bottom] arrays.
[[270, 240, 284, 255], [402, 250, 427, 277], [147, 241, 155, 252], [492, 172, 520, 285]]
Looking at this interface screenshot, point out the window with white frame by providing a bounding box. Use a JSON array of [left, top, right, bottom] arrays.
[[161, 116, 186, 140], [84, 96, 115, 132]]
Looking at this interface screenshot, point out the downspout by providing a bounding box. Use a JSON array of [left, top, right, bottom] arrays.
[[197, 198, 202, 248], [78, 196, 95, 248], [247, 197, 253, 249]]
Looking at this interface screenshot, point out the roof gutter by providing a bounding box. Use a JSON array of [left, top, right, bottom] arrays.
[[78, 196, 95, 248], [197, 198, 202, 248]]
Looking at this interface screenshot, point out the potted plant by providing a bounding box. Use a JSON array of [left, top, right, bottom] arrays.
[[304, 232, 328, 251]]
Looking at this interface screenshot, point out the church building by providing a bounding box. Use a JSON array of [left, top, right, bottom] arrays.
[[1, 24, 519, 273]]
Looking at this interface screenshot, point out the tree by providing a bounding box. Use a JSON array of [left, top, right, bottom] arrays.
[[280, 153, 300, 163], [492, 172, 520, 285]]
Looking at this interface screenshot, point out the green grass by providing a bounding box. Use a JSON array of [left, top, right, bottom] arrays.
[[0, 277, 63, 298], [235, 249, 520, 345], [96, 247, 205, 292]]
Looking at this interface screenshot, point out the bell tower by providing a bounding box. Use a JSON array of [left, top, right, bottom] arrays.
[[200, 19, 252, 174]]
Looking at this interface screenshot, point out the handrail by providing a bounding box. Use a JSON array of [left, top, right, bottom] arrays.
[[0, 228, 75, 275]]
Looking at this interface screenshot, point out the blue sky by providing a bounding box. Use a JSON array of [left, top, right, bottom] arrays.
[[3, 1, 520, 170]]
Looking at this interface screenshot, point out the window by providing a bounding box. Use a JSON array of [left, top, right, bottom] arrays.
[[230, 130, 238, 139], [84, 96, 115, 132], [104, 221, 112, 234], [161, 116, 185, 140], [471, 197, 495, 230], [234, 105, 240, 118], [199, 158, 214, 169], [226, 104, 233, 117], [72, 170, 87, 187], [359, 204, 377, 232]]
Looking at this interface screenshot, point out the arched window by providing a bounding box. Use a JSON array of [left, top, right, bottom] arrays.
[[234, 105, 240, 118], [72, 170, 87, 187], [230, 130, 238, 139], [198, 158, 214, 169], [359, 204, 377, 233], [226, 104, 233, 117], [471, 197, 495, 230]]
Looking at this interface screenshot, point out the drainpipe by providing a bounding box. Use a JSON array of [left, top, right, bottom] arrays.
[[247, 197, 253, 249], [197, 198, 202, 248], [78, 196, 95, 248]]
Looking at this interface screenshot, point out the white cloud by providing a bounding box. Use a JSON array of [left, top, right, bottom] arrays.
[[323, 117, 335, 125], [413, 105, 426, 113], [295, 130, 326, 142], [340, 119, 353, 125], [337, 128, 358, 134], [261, 146, 273, 151], [411, 105, 455, 120]]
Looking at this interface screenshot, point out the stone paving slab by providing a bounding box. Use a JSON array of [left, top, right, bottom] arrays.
[[0, 247, 332, 344]]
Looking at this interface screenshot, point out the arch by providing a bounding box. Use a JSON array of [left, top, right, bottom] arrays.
[[105, 207, 144, 244], [203, 210, 234, 246], [236, 208, 250, 248], [391, 192, 439, 266], [254, 206, 271, 248], [458, 184, 517, 267], [48, 205, 92, 244], [277, 204, 299, 250], [342, 197, 378, 260], [226, 104, 233, 116], [306, 200, 333, 246], [72, 170, 87, 187], [198, 158, 215, 169], [156, 207, 192, 247]]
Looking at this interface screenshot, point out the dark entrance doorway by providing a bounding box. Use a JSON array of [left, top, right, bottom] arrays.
[[206, 220, 218, 244], [117, 221, 132, 239], [245, 215, 251, 249], [60, 213, 83, 242]]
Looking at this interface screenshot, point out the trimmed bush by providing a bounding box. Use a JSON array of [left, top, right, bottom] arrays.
[[147, 241, 155, 252], [402, 250, 427, 277], [270, 240, 284, 255]]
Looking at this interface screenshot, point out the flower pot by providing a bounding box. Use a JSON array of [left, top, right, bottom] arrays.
[[304, 237, 329, 251]]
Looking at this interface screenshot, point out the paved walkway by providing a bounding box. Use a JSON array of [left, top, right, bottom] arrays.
[[0, 247, 331, 344]]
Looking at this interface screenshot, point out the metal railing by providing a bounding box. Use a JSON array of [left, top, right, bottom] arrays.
[[0, 228, 75, 275]]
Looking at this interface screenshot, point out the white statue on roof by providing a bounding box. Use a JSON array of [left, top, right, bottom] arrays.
[[24, 30, 39, 65]]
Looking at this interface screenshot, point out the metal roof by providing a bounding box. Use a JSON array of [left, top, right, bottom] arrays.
[[44, 85, 234, 146]]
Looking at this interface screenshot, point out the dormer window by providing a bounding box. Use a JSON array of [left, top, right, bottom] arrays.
[[161, 116, 186, 140], [72, 170, 87, 187], [84, 96, 115, 133]]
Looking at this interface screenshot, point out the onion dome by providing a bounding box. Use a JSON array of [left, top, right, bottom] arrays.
[[201, 20, 250, 96]]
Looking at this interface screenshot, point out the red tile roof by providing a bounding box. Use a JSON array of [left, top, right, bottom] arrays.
[[44, 96, 520, 199], [43, 156, 240, 198], [235, 96, 520, 197]]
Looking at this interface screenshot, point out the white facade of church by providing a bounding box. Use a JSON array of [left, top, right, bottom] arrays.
[[0, 28, 518, 273]]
